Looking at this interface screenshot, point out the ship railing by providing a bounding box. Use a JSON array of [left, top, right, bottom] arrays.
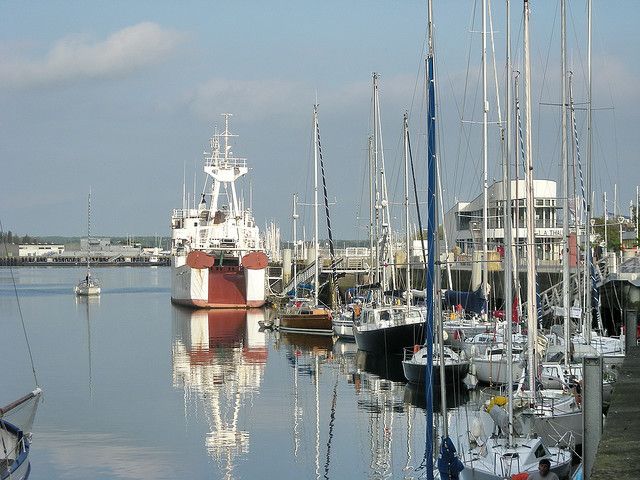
[[172, 208, 199, 219], [205, 157, 247, 169]]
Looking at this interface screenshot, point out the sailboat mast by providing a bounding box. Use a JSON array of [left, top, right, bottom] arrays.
[[482, 0, 489, 313], [425, 0, 438, 473], [292, 193, 299, 297], [87, 189, 92, 275], [313, 106, 320, 307], [585, 0, 593, 343], [369, 136, 375, 284], [523, 0, 538, 403], [372, 75, 381, 288], [504, 0, 514, 447], [561, 0, 571, 367], [403, 113, 412, 308]]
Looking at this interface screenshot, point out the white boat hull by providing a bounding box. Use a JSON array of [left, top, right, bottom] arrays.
[[473, 358, 524, 385]]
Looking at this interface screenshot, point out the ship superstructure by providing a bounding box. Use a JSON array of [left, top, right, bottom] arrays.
[[171, 114, 267, 308]]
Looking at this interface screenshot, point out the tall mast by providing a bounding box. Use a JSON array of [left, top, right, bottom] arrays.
[[313, 106, 319, 307], [368, 135, 375, 284], [425, 0, 441, 476], [504, 0, 514, 446], [292, 193, 299, 297], [372, 75, 381, 287], [403, 113, 412, 308], [87, 188, 92, 275], [523, 0, 538, 403], [481, 0, 489, 314], [561, 0, 571, 367]]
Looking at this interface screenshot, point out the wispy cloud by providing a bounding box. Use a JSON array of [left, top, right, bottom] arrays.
[[185, 73, 418, 123], [186, 78, 307, 122], [0, 22, 185, 89]]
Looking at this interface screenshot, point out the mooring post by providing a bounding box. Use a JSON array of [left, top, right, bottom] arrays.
[[582, 355, 603, 480], [625, 310, 638, 352]]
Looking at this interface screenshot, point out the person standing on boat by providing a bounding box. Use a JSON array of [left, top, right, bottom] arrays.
[[528, 459, 559, 480]]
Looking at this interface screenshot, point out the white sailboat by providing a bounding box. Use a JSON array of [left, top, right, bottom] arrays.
[[2, 231, 43, 480], [75, 190, 101, 296], [278, 105, 332, 335], [1, 389, 42, 480], [456, 1, 572, 477], [353, 76, 425, 354]]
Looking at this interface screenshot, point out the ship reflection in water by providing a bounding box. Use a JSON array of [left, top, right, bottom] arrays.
[[171, 307, 269, 470], [171, 307, 474, 479]]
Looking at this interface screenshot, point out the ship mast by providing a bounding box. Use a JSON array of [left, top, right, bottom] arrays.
[[481, 0, 489, 315], [204, 114, 247, 219], [584, 0, 593, 344], [561, 0, 571, 367], [403, 113, 412, 308], [523, 0, 538, 403], [313, 106, 320, 307], [504, 0, 514, 446]]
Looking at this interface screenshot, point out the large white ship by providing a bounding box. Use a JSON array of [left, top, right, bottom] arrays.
[[170, 114, 268, 308]]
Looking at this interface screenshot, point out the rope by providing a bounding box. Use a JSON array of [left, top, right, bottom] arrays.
[[0, 219, 39, 387], [315, 114, 338, 305], [323, 374, 339, 480]]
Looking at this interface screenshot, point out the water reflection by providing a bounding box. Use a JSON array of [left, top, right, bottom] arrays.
[[75, 295, 100, 398], [355, 350, 407, 383], [403, 381, 471, 411], [171, 307, 268, 475], [276, 331, 334, 355]]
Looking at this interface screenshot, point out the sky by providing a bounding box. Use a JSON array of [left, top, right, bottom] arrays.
[[1, 1, 638, 240]]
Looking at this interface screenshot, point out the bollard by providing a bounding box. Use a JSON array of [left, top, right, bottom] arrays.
[[582, 355, 603, 480], [625, 310, 638, 352], [282, 249, 292, 285]]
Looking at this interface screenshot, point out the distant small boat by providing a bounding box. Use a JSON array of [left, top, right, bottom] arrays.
[[75, 190, 100, 296], [75, 274, 101, 296]]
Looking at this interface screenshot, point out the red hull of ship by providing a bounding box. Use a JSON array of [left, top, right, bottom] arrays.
[[171, 266, 266, 309]]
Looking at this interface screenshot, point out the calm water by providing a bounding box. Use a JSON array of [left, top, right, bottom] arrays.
[[1, 266, 472, 480]]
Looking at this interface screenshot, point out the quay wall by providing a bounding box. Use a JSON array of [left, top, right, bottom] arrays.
[[591, 345, 640, 480]]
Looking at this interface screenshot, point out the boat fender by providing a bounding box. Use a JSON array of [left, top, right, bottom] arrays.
[[469, 417, 486, 445], [486, 395, 508, 413]]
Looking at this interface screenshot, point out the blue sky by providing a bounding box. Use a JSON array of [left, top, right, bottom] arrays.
[[1, 1, 638, 239]]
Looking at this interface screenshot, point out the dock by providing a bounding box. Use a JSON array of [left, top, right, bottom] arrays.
[[591, 344, 640, 480]]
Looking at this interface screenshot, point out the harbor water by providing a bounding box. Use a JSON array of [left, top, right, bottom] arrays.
[[1, 266, 474, 480]]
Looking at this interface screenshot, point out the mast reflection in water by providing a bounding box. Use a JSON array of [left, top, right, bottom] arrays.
[[170, 305, 475, 479], [172, 308, 268, 473]]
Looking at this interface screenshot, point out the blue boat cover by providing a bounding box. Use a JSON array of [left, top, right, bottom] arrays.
[[443, 288, 486, 315], [437, 437, 464, 480]]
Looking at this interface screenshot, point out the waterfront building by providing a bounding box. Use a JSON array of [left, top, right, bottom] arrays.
[[18, 244, 65, 258], [444, 180, 563, 264]]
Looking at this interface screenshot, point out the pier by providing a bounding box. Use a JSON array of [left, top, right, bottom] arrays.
[[591, 344, 640, 480]]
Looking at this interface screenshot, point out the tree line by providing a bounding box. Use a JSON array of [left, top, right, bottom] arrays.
[[0, 231, 39, 244]]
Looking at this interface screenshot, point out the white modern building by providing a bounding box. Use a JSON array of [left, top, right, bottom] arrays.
[[18, 244, 65, 258], [444, 179, 562, 263]]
